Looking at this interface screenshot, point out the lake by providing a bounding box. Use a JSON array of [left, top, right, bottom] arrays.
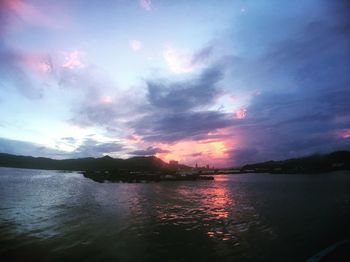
[[1, 167, 350, 261]]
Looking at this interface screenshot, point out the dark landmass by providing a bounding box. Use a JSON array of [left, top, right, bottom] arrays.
[[0, 153, 213, 183], [81, 170, 214, 183], [239, 150, 350, 174], [0, 150, 349, 177], [0, 153, 188, 172]]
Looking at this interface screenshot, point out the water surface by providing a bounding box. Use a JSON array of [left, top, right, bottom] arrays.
[[1, 168, 350, 261]]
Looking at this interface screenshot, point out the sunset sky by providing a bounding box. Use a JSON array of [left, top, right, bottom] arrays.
[[1, 0, 350, 167]]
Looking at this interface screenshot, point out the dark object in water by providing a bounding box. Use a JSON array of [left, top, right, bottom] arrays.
[[82, 171, 214, 183]]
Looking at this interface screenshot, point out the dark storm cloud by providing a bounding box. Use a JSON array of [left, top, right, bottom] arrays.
[[129, 146, 170, 156], [147, 66, 223, 112], [133, 110, 233, 143], [130, 65, 235, 143]]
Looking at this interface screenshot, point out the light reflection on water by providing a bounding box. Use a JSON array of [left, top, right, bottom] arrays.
[[1, 168, 350, 261]]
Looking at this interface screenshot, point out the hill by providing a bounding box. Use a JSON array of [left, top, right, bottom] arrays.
[[0, 153, 174, 172], [240, 151, 350, 173]]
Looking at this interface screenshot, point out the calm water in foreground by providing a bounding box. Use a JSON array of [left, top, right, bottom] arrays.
[[0, 168, 350, 262]]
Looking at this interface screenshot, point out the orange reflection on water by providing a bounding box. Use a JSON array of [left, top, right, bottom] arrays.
[[202, 185, 234, 220], [199, 184, 240, 243], [150, 182, 245, 244]]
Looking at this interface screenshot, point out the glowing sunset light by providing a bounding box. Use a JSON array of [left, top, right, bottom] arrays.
[[210, 141, 226, 156], [152, 134, 234, 167]]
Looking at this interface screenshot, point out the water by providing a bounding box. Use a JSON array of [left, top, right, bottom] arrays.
[[1, 168, 350, 261]]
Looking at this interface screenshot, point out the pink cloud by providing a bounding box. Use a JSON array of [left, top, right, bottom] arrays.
[[139, 0, 152, 11], [1, 0, 64, 32], [30, 60, 51, 74], [235, 108, 247, 119], [62, 51, 85, 69], [129, 40, 142, 51], [337, 129, 350, 139], [18, 52, 52, 74]]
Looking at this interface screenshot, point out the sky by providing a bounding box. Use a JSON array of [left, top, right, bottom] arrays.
[[0, 0, 350, 167]]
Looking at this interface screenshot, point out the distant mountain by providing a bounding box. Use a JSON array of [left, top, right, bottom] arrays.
[[240, 150, 350, 173], [1, 150, 349, 174], [0, 153, 178, 172]]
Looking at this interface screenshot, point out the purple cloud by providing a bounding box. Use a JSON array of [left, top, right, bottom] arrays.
[[129, 146, 170, 156]]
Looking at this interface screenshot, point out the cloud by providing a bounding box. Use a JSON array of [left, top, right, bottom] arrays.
[[190, 46, 213, 66], [129, 40, 142, 51], [0, 42, 46, 99], [2, 0, 350, 167], [130, 65, 234, 143], [0, 137, 66, 158], [60, 137, 78, 145], [146, 66, 223, 112], [234, 108, 247, 119], [0, 0, 65, 35], [71, 100, 119, 127], [228, 148, 259, 166], [163, 45, 214, 74], [62, 50, 85, 69], [129, 146, 170, 156], [132, 110, 233, 143], [0, 137, 127, 159], [139, 0, 152, 11], [163, 46, 194, 74], [212, 0, 350, 166], [73, 138, 125, 157], [0, 45, 87, 100], [187, 152, 203, 157], [69, 86, 143, 133]]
